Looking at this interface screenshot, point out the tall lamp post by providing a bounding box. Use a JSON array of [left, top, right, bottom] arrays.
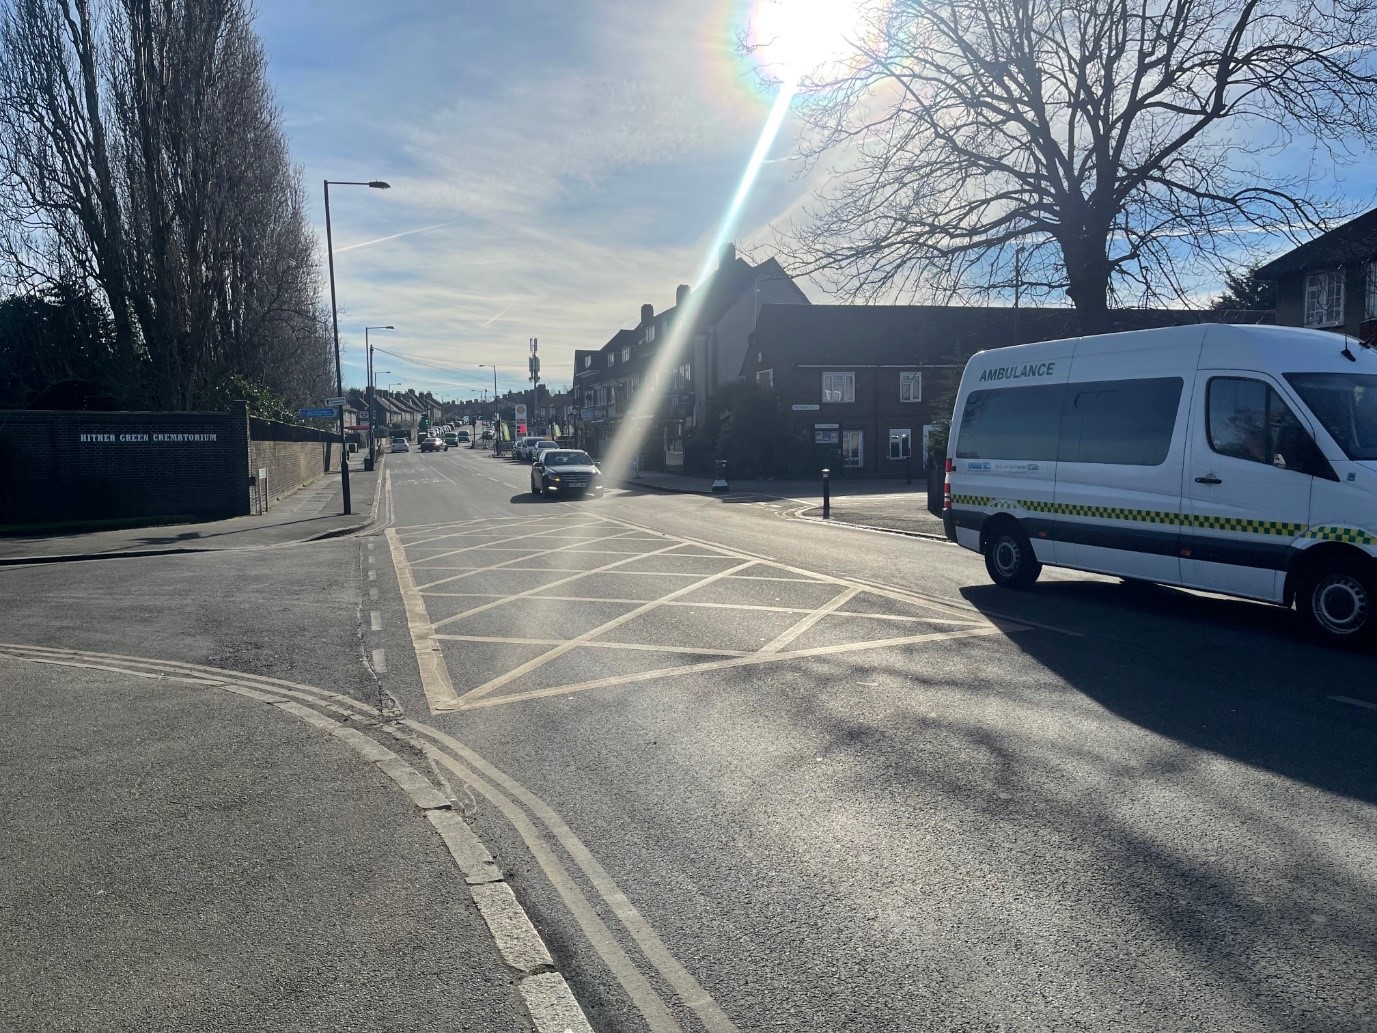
[[479, 364, 501, 452], [324, 177, 390, 515], [364, 325, 395, 469]]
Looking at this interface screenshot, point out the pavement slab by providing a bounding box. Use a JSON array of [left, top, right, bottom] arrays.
[[0, 656, 532, 1033]]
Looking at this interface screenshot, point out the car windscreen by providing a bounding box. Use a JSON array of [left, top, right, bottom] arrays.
[[544, 452, 593, 467], [1285, 373, 1377, 461]]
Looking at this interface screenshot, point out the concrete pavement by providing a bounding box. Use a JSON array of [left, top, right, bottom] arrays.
[[0, 652, 543, 1033], [0, 462, 384, 564]]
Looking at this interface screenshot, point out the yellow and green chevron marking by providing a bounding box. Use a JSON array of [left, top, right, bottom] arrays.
[[948, 494, 1374, 545]]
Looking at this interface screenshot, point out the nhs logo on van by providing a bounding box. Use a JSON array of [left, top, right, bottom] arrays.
[[967, 462, 992, 470]]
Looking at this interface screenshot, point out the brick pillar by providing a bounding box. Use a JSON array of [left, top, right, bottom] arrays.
[[229, 400, 252, 516]]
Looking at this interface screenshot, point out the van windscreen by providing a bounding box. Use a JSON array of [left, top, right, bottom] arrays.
[[1285, 373, 1377, 461]]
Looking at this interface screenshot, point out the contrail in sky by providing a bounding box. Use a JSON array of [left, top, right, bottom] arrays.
[[336, 221, 457, 252], [480, 307, 510, 327]]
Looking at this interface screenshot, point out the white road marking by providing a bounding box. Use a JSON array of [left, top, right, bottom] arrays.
[[385, 527, 461, 711], [414, 530, 647, 592], [1330, 695, 1377, 712], [367, 570, 377, 581], [372, 648, 387, 674], [455, 559, 759, 705], [758, 587, 861, 654], [456, 625, 1011, 712], [433, 634, 751, 658], [430, 542, 690, 627], [370, 611, 383, 632]]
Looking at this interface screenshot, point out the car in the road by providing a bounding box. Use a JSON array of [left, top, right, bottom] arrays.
[[512, 436, 541, 461], [443, 432, 459, 447], [390, 437, 409, 453], [530, 440, 559, 464], [531, 449, 604, 498], [419, 435, 446, 453], [945, 323, 1377, 648], [480, 430, 493, 441], [455, 430, 470, 443]]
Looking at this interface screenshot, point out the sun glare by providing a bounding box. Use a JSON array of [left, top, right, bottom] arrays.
[[746, 0, 871, 81]]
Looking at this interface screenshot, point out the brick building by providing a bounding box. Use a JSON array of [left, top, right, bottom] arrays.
[[741, 305, 1269, 477], [572, 246, 810, 465], [1257, 207, 1377, 343]]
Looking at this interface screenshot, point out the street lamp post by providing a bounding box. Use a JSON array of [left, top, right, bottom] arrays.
[[324, 177, 390, 516], [479, 364, 500, 452], [365, 325, 395, 469]]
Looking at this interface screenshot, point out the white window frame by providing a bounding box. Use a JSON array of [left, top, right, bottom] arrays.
[[583, 355, 592, 369], [646, 325, 656, 343], [899, 371, 922, 402], [1305, 269, 1345, 328], [1366, 261, 1377, 320], [622, 346, 631, 361], [841, 430, 864, 468], [608, 352, 616, 366], [888, 429, 912, 460], [756, 368, 774, 389], [822, 372, 855, 403]]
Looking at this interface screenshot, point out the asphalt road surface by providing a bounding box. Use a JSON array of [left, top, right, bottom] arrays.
[[371, 447, 1376, 1033], [4, 445, 1374, 1033]]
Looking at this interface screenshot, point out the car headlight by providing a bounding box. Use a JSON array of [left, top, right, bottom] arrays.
[[550, 475, 562, 482]]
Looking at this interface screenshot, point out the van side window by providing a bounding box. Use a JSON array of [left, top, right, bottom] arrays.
[[1207, 377, 1329, 476], [1061, 377, 1183, 466], [956, 384, 1064, 461]]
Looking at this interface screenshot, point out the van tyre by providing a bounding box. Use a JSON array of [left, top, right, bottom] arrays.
[[1296, 561, 1375, 649], [984, 524, 1042, 589]]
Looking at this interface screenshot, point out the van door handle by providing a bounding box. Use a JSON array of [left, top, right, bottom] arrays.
[[1194, 475, 1222, 485]]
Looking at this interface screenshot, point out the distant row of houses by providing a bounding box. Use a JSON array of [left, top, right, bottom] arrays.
[[342, 387, 443, 437]]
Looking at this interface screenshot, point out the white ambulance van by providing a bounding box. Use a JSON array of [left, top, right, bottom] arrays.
[[944, 324, 1377, 647]]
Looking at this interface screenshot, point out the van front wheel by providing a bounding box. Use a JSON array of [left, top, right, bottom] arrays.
[[1296, 562, 1375, 649], [984, 524, 1042, 589]]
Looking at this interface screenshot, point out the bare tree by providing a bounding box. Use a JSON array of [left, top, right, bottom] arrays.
[[0, 0, 333, 412], [782, 0, 1377, 332]]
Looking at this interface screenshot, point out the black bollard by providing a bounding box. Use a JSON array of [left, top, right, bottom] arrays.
[[822, 467, 831, 519]]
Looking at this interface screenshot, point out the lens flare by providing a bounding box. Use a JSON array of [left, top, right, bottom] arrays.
[[603, 1, 877, 481]]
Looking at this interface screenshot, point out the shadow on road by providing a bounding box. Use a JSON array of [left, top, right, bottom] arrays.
[[959, 578, 1376, 807]]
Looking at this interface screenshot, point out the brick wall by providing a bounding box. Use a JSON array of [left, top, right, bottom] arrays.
[[0, 404, 251, 525], [248, 418, 338, 505]]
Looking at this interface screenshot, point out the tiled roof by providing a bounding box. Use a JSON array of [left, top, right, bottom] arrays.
[[749, 304, 1273, 373], [1257, 208, 1377, 278]]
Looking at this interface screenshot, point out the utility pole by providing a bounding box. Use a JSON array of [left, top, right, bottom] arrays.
[[1013, 245, 1024, 345], [528, 337, 540, 437]]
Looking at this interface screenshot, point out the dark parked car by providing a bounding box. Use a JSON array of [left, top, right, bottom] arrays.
[[419, 436, 446, 453], [530, 450, 604, 498]]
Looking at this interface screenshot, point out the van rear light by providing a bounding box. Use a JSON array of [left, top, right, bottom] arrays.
[[943, 457, 953, 512]]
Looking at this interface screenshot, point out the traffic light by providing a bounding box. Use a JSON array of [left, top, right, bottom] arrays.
[[419, 414, 430, 433]]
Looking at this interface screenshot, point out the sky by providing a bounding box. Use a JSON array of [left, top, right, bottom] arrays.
[[254, 0, 1377, 403], [254, 0, 826, 401]]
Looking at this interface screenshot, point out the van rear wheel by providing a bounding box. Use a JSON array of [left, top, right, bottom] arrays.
[[1296, 561, 1375, 649], [984, 524, 1042, 589]]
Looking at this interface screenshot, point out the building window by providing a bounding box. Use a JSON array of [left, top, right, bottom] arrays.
[[608, 352, 616, 366], [622, 346, 631, 361], [583, 355, 592, 368], [756, 368, 774, 389], [900, 371, 922, 402], [646, 325, 656, 343], [822, 372, 855, 403], [841, 430, 864, 468], [1305, 269, 1344, 328], [888, 429, 912, 460], [1367, 261, 1377, 319]]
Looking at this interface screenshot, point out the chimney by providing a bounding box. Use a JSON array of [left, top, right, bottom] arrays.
[[675, 284, 690, 308], [721, 242, 736, 268], [640, 303, 654, 325]]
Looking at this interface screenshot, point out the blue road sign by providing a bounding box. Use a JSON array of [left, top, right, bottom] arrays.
[[298, 407, 339, 419]]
